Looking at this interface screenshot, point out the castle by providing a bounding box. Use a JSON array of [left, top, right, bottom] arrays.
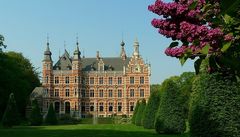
[[30, 39, 151, 118]]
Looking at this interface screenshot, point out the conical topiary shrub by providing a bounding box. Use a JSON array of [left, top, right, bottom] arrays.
[[45, 103, 58, 125], [1, 93, 20, 128], [29, 99, 42, 126]]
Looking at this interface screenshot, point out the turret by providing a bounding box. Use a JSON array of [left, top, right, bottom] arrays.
[[133, 38, 140, 58], [72, 37, 81, 70], [120, 40, 127, 60], [42, 38, 53, 70]]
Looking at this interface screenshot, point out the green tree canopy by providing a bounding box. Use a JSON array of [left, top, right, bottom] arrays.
[[189, 73, 240, 137], [0, 52, 40, 120], [135, 99, 146, 126], [143, 88, 161, 129], [131, 100, 140, 124], [155, 79, 186, 134]]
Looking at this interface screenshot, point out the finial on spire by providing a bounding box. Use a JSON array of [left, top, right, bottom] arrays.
[[76, 33, 79, 46], [64, 41, 66, 50], [96, 51, 100, 60], [47, 33, 49, 46]]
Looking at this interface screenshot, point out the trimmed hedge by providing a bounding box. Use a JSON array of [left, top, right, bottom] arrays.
[[1, 93, 20, 128], [45, 103, 58, 125], [131, 100, 140, 124], [155, 79, 186, 134], [135, 99, 146, 126], [143, 89, 161, 129], [29, 99, 42, 126], [189, 73, 240, 137]]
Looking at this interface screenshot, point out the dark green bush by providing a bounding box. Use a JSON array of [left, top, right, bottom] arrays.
[[155, 79, 186, 134], [189, 73, 240, 137], [135, 99, 146, 126], [131, 100, 140, 124], [143, 89, 161, 129], [1, 93, 20, 128], [58, 114, 80, 125], [29, 99, 42, 126], [45, 103, 58, 125]]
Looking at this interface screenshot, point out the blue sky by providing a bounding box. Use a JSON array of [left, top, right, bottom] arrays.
[[0, 0, 194, 84]]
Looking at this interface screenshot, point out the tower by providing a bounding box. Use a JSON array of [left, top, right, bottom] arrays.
[[72, 37, 82, 118], [42, 37, 53, 112]]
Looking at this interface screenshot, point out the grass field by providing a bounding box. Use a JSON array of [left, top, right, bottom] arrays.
[[0, 124, 189, 137]]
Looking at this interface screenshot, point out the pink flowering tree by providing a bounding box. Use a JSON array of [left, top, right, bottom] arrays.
[[149, 0, 240, 77]]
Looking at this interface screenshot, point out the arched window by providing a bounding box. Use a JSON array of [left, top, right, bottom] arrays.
[[54, 102, 60, 113], [65, 102, 70, 114]]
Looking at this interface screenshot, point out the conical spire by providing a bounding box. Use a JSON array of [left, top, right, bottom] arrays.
[[73, 36, 81, 60], [133, 38, 140, 58], [120, 40, 127, 60], [44, 37, 52, 61]]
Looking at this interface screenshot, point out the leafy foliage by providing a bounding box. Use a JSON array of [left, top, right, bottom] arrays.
[[29, 99, 42, 126], [1, 93, 20, 128], [45, 103, 58, 125], [149, 0, 240, 77], [0, 34, 6, 52], [131, 100, 140, 124], [0, 52, 40, 120], [189, 73, 240, 137], [155, 79, 186, 134], [143, 88, 161, 129], [135, 99, 146, 126]]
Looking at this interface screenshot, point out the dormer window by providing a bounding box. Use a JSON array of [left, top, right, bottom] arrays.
[[98, 59, 105, 71], [67, 65, 71, 70]]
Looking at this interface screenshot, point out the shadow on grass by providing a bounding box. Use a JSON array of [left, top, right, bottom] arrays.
[[0, 125, 189, 137]]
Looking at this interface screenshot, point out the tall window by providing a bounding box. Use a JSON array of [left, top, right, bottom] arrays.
[[54, 102, 60, 113], [90, 77, 94, 85], [118, 102, 122, 112], [118, 77, 122, 85], [65, 76, 69, 84], [108, 102, 113, 112], [130, 102, 134, 111], [130, 89, 134, 97], [90, 102, 94, 111], [99, 89, 104, 97], [81, 77, 85, 84], [99, 102, 104, 112], [99, 77, 103, 85], [81, 102, 85, 112], [108, 77, 113, 85], [90, 89, 94, 97], [130, 77, 134, 84], [140, 77, 144, 84], [74, 76, 77, 83], [81, 89, 86, 97], [108, 89, 113, 97], [54, 89, 59, 97], [140, 89, 144, 97], [65, 89, 70, 97], [55, 77, 59, 84], [46, 76, 49, 83], [118, 89, 122, 98]]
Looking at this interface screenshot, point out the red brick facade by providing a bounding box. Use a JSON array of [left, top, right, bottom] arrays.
[[40, 40, 150, 118]]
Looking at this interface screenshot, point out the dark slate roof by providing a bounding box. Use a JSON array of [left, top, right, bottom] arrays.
[[30, 87, 45, 99], [53, 50, 72, 70], [81, 57, 130, 71], [53, 52, 130, 71]]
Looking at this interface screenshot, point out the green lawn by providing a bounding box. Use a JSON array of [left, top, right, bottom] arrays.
[[0, 124, 189, 137]]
